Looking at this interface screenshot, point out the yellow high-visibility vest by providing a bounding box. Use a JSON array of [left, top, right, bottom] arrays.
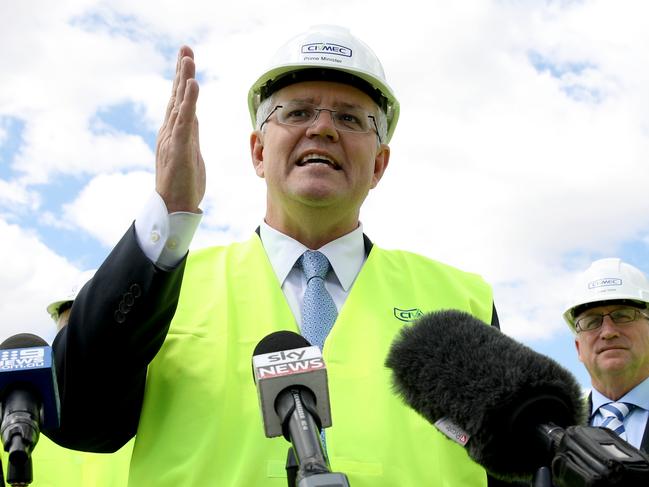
[[1, 436, 133, 487], [131, 235, 493, 486]]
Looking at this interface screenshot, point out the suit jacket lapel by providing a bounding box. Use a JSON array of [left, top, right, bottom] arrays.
[[641, 417, 649, 453]]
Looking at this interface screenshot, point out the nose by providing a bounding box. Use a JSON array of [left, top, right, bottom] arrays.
[[600, 315, 620, 339], [305, 109, 340, 142]]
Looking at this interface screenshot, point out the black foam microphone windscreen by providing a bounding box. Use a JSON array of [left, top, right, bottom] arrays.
[[252, 330, 332, 438], [386, 309, 586, 481], [253, 330, 311, 356]]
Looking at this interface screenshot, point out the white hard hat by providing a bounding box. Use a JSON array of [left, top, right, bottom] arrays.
[[46, 269, 97, 321], [248, 25, 400, 143], [562, 258, 649, 331]]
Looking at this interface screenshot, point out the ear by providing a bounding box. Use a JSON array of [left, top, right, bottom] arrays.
[[370, 143, 390, 189], [250, 130, 265, 178], [574, 338, 584, 363]]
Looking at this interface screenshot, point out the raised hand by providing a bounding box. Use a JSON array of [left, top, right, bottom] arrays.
[[155, 46, 206, 213]]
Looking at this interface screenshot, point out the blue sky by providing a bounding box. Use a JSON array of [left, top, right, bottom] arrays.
[[1, 0, 649, 393]]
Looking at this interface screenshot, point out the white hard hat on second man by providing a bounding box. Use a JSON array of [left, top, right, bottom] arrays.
[[562, 258, 649, 332]]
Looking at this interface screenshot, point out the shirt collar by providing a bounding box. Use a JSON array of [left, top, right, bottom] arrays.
[[259, 221, 366, 291], [590, 377, 649, 416]]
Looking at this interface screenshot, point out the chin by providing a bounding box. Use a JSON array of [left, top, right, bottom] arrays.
[[294, 185, 342, 203], [598, 358, 631, 372]]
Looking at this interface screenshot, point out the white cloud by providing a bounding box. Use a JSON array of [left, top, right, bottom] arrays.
[[0, 179, 40, 212], [1, 0, 649, 375], [0, 1, 164, 184], [0, 219, 81, 344], [0, 123, 6, 144], [62, 171, 154, 246], [351, 0, 649, 338]]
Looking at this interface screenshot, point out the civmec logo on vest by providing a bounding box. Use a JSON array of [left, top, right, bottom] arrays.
[[0, 347, 47, 370], [254, 346, 324, 379], [394, 307, 424, 322]]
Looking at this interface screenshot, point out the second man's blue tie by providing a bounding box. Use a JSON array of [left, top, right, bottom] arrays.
[[599, 402, 634, 440]]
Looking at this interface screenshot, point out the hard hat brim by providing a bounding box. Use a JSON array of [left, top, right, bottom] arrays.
[[248, 63, 400, 143], [563, 295, 649, 331], [46, 299, 72, 319]]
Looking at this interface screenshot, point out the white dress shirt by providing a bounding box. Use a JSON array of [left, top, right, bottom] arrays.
[[259, 221, 366, 325], [134, 192, 368, 324], [590, 377, 649, 449]]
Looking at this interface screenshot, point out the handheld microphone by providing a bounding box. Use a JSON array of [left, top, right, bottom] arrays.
[[252, 331, 349, 487], [0, 333, 60, 482], [252, 331, 331, 438], [386, 310, 586, 481], [386, 310, 649, 486]]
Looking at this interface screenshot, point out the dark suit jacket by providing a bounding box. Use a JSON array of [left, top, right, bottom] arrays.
[[45, 223, 185, 452]]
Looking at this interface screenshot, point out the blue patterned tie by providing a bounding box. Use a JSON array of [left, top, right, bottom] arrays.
[[298, 250, 337, 453], [299, 251, 338, 351], [599, 402, 634, 440]]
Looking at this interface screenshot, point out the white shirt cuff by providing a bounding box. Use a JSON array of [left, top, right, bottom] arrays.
[[134, 192, 202, 268]]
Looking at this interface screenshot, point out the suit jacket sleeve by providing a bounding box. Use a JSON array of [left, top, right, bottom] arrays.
[[45, 223, 186, 452]]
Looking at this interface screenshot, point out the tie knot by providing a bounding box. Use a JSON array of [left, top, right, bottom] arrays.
[[600, 402, 634, 421], [299, 251, 330, 280]]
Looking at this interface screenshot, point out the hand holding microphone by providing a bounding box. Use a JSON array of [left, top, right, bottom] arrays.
[[385, 310, 649, 486]]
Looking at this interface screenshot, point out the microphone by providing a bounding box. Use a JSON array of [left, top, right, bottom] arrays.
[[252, 331, 349, 486], [385, 310, 587, 482], [252, 331, 331, 439], [0, 333, 60, 484]]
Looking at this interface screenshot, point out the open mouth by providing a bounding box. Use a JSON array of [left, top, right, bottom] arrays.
[[296, 153, 341, 170]]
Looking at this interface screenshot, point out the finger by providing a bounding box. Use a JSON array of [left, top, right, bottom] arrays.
[[163, 59, 181, 124], [171, 46, 194, 95], [193, 115, 200, 150], [167, 59, 196, 131], [192, 115, 203, 168], [175, 79, 199, 136], [164, 47, 195, 123], [164, 105, 180, 137], [174, 56, 196, 115]]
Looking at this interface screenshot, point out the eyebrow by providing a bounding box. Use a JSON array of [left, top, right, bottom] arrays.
[[580, 306, 631, 316], [283, 98, 366, 110]]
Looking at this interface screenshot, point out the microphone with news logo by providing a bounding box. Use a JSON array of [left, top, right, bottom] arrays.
[[0, 333, 60, 486], [385, 310, 649, 487], [252, 330, 350, 487]]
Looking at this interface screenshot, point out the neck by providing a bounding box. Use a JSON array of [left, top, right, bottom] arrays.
[[593, 375, 647, 401], [265, 206, 359, 249]]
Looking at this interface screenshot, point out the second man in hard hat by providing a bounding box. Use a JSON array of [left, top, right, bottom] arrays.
[[563, 257, 649, 453]]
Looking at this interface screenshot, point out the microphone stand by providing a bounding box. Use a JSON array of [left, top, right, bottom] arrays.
[[286, 447, 298, 487], [5, 457, 32, 487], [285, 447, 351, 487], [278, 390, 350, 487]]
